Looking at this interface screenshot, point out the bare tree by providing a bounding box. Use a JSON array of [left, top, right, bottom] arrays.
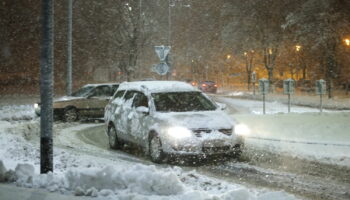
[[221, 0, 293, 91], [284, 0, 350, 98]]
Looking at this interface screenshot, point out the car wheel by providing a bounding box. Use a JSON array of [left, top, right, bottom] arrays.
[[108, 125, 121, 149], [53, 114, 61, 121], [149, 135, 165, 163], [229, 145, 242, 159], [63, 107, 78, 122]]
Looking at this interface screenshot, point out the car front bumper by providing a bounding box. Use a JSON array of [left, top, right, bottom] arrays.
[[34, 104, 64, 118], [161, 136, 244, 156]]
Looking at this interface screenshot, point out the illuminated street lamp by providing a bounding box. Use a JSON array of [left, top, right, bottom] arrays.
[[268, 48, 273, 55], [226, 54, 232, 59], [344, 38, 350, 46], [295, 45, 302, 52]]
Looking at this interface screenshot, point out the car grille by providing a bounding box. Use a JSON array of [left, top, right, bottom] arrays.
[[202, 146, 230, 153], [192, 129, 211, 137], [192, 129, 232, 137], [219, 129, 232, 136]]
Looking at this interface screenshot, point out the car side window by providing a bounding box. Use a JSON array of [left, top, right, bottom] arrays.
[[123, 91, 137, 101], [93, 86, 112, 97], [132, 92, 148, 108], [111, 85, 119, 95], [113, 90, 125, 100]]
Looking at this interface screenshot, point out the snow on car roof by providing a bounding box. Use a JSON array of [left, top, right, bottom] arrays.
[[118, 81, 198, 93], [84, 83, 119, 87]]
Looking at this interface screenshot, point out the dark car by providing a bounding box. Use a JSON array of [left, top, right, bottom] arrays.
[[198, 81, 217, 93]]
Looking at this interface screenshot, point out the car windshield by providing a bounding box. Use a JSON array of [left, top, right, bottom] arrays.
[[152, 92, 217, 112], [71, 86, 94, 97]]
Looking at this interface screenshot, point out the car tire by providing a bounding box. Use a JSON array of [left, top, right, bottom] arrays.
[[229, 145, 242, 159], [149, 135, 165, 163], [63, 107, 79, 122], [108, 125, 121, 149]]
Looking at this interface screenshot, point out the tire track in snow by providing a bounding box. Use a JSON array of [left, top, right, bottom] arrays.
[[247, 136, 350, 147]]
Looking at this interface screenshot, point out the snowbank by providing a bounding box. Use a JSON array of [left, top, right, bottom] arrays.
[[0, 105, 36, 121], [0, 160, 7, 182], [65, 164, 184, 196], [0, 159, 298, 200], [220, 91, 350, 110], [235, 112, 350, 166]]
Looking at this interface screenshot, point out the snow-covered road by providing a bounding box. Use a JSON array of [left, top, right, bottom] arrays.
[[0, 121, 300, 200], [74, 120, 350, 200], [1, 96, 350, 200]]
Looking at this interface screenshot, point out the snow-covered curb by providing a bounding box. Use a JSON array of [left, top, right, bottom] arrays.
[[0, 105, 36, 121], [0, 159, 299, 200], [218, 91, 350, 110]]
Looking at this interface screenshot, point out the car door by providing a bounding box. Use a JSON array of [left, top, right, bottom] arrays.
[[105, 90, 125, 123], [117, 90, 137, 142], [85, 85, 114, 117], [128, 92, 150, 145]]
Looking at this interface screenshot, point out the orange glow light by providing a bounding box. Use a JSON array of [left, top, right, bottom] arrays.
[[345, 38, 350, 46]]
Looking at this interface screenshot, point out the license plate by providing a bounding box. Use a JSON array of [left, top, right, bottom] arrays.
[[203, 140, 225, 147]]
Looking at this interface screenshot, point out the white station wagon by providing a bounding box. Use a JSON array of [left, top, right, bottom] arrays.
[[104, 81, 246, 163]]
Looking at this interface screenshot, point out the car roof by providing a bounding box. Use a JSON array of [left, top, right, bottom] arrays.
[[84, 83, 119, 87], [201, 81, 215, 83], [118, 81, 198, 93]]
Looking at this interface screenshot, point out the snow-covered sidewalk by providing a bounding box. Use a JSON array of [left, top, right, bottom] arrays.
[[217, 97, 350, 167], [218, 90, 350, 110]]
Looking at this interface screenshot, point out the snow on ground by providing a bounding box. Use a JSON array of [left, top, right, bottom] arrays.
[[0, 104, 36, 121], [0, 105, 300, 199], [217, 97, 333, 114], [219, 90, 350, 110], [218, 97, 350, 166]]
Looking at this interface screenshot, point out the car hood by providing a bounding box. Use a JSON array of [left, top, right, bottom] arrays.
[[54, 96, 84, 102], [154, 110, 235, 130]]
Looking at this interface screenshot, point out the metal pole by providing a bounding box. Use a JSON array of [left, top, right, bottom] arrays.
[[166, 0, 171, 80], [253, 82, 256, 95], [288, 93, 291, 113], [139, 0, 143, 77], [40, 0, 54, 174], [263, 93, 266, 115], [168, 0, 171, 46], [66, 0, 72, 96], [320, 94, 323, 113]]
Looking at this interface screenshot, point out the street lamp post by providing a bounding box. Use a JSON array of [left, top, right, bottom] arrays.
[[343, 38, 350, 94], [167, 0, 191, 80], [40, 0, 54, 174], [66, 0, 73, 96]]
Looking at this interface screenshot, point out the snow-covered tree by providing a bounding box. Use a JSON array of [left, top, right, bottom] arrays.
[[284, 0, 350, 98], [221, 0, 294, 90]]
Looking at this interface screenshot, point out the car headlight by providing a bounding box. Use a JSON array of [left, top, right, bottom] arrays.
[[235, 124, 250, 136], [167, 126, 192, 139]]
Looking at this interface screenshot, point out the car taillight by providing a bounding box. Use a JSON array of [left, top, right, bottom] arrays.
[[214, 84, 218, 87], [202, 84, 207, 87]]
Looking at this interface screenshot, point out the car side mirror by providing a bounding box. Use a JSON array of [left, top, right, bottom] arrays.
[[216, 102, 227, 110], [136, 106, 149, 115]]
